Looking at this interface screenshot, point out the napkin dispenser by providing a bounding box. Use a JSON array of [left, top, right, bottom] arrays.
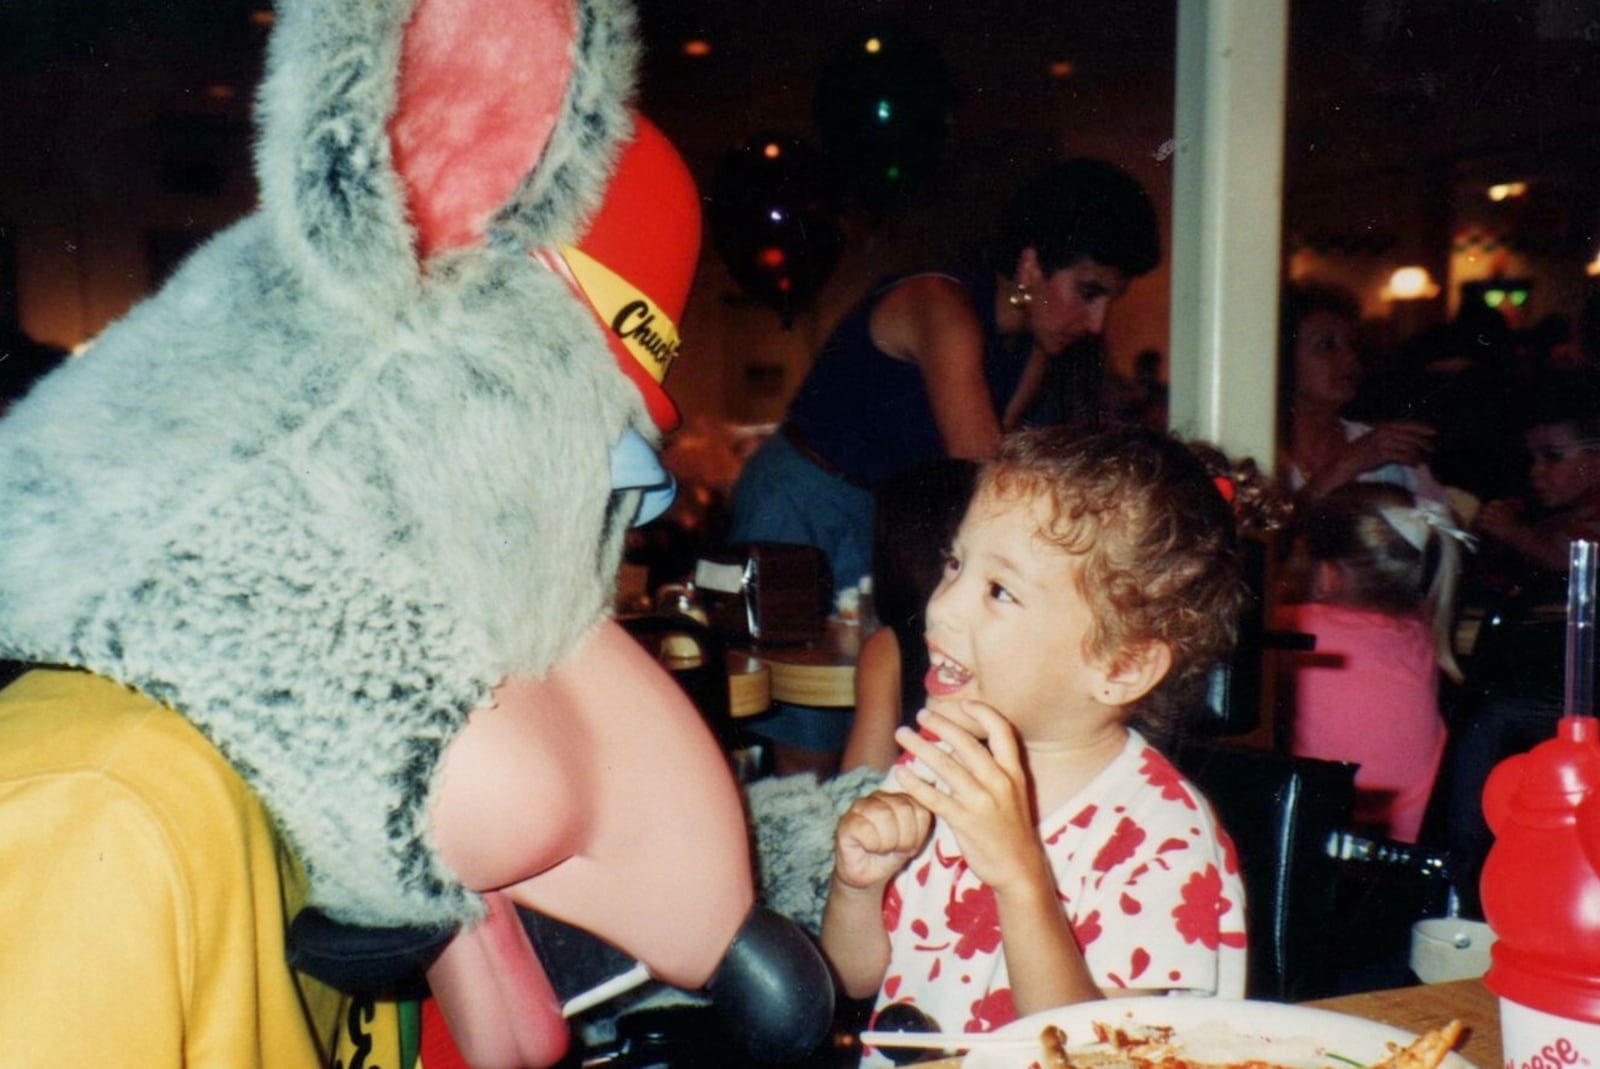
[[693, 543, 832, 645]]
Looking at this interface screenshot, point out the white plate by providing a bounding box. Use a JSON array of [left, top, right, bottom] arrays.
[[961, 997, 1473, 1069]]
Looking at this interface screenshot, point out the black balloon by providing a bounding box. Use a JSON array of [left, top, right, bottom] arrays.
[[814, 24, 955, 215], [709, 132, 844, 326]]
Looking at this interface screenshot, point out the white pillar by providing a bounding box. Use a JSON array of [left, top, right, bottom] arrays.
[[1168, 0, 1288, 470]]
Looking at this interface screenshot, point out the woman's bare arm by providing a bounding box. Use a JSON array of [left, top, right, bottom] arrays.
[[840, 626, 905, 774], [869, 276, 1000, 460]]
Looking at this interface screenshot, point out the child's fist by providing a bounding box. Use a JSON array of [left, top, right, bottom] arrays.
[[833, 790, 932, 890]]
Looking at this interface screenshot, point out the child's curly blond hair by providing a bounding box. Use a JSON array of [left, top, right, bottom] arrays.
[[982, 424, 1268, 741]]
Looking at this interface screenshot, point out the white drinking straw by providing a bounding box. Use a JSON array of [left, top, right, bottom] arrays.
[[1566, 539, 1597, 718], [857, 1030, 1052, 1051], [561, 962, 652, 1018]]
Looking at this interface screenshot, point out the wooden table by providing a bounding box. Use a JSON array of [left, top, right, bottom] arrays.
[[1306, 978, 1499, 1068], [655, 638, 772, 719], [725, 650, 772, 718], [914, 979, 1498, 1069], [750, 618, 861, 707]]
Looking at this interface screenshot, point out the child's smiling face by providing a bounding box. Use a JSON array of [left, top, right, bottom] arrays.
[[923, 485, 1123, 744]]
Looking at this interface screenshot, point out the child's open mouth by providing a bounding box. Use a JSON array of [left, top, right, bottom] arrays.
[[924, 651, 972, 698]]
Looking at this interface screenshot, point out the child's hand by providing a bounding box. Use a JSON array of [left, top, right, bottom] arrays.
[[1345, 420, 1436, 474], [1473, 497, 1525, 542], [833, 789, 933, 891], [892, 703, 1048, 894]]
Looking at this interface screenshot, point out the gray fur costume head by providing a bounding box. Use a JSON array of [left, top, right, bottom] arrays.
[[0, 0, 646, 929]]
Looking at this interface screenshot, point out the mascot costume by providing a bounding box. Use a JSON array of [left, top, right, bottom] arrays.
[[0, 0, 834, 1065]]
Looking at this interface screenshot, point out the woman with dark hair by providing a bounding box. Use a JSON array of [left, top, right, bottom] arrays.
[[1278, 281, 1448, 506], [727, 158, 1160, 775]]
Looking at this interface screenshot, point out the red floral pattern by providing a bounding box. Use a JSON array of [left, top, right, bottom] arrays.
[[946, 884, 1002, 959], [965, 987, 1015, 1032], [862, 735, 1248, 1068], [1140, 748, 1198, 808], [1173, 864, 1248, 950], [883, 881, 902, 932], [1091, 815, 1145, 872]]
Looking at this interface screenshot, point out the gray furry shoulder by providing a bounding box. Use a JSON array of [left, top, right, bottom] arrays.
[[746, 767, 881, 936]]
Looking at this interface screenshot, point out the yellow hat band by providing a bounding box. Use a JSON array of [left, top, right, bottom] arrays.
[[560, 245, 680, 386]]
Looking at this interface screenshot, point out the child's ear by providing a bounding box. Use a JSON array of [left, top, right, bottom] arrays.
[[1097, 641, 1173, 707]]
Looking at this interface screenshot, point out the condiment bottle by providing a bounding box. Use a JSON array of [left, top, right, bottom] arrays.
[[1482, 714, 1600, 1068]]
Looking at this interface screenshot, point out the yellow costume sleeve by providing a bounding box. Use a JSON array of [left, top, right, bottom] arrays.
[[0, 670, 344, 1067]]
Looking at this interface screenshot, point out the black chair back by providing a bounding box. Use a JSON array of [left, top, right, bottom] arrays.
[[1172, 739, 1356, 1001], [1174, 738, 1461, 999]]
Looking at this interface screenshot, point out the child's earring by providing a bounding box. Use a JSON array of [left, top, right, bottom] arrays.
[[1008, 282, 1032, 310]]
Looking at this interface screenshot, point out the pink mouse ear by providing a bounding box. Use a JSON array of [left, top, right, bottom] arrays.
[[388, 0, 577, 259]]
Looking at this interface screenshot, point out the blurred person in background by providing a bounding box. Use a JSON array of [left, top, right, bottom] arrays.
[[1278, 282, 1449, 508]]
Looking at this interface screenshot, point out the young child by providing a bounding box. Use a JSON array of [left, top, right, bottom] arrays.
[[1274, 483, 1469, 844], [1437, 372, 1600, 914], [1474, 371, 1600, 579], [820, 425, 1250, 1055]]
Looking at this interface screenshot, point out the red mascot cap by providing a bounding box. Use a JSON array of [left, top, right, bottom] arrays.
[[542, 119, 700, 433]]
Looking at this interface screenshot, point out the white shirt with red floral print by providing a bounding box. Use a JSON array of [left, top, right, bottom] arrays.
[[862, 729, 1247, 1066]]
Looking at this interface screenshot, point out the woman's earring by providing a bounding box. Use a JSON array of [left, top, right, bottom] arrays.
[[1008, 283, 1032, 310]]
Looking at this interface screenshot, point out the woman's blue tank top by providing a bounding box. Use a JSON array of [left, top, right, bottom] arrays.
[[784, 271, 1040, 490]]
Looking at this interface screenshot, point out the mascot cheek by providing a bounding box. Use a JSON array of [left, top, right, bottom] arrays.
[[426, 619, 756, 1064], [430, 621, 754, 977]]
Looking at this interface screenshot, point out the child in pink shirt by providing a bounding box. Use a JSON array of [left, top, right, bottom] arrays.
[[1274, 483, 1470, 842]]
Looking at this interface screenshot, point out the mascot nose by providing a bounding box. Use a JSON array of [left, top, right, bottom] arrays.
[[609, 427, 676, 527]]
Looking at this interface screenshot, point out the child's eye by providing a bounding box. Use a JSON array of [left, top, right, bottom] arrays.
[[942, 552, 960, 575], [987, 581, 1015, 604]]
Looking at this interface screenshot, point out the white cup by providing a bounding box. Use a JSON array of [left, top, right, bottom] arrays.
[[1500, 996, 1600, 1069], [1410, 917, 1496, 983]]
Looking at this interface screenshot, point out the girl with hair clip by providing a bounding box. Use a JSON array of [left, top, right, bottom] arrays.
[[1274, 482, 1472, 843]]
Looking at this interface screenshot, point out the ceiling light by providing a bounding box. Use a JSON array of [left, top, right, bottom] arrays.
[[681, 39, 712, 58], [1487, 181, 1527, 202], [1382, 266, 1440, 301], [1048, 60, 1075, 78]]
